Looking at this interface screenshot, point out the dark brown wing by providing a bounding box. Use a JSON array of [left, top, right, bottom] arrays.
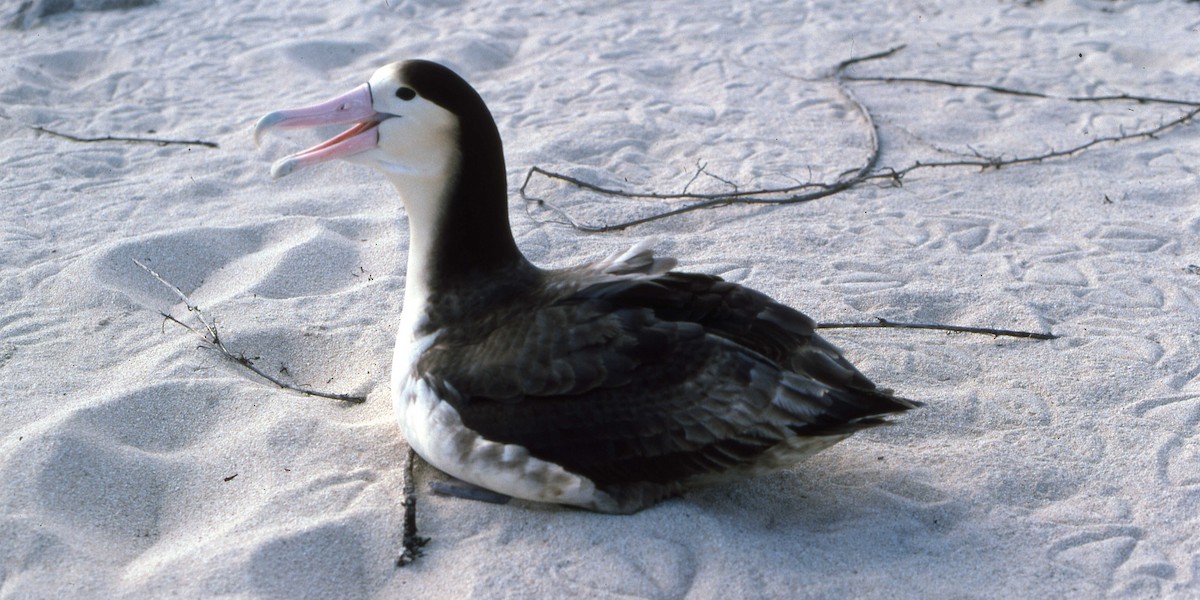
[[420, 272, 918, 490]]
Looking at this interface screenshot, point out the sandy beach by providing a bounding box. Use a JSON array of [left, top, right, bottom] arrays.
[[2, 0, 1199, 597]]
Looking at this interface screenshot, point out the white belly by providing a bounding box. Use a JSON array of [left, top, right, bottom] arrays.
[[391, 331, 618, 512]]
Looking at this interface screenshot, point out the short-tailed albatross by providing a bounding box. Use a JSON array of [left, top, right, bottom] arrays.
[[254, 60, 919, 514]]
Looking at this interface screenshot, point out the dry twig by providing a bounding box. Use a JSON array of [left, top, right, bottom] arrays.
[[397, 447, 430, 567], [133, 259, 365, 403], [519, 45, 1199, 231], [817, 318, 1057, 340], [32, 125, 219, 148], [519, 48, 885, 232]]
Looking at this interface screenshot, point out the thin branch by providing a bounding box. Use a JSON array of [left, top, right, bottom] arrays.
[[397, 447, 430, 567], [680, 159, 742, 195], [843, 75, 1054, 100], [519, 45, 1200, 231], [871, 106, 1200, 178], [832, 44, 908, 74], [817, 318, 1057, 340], [681, 160, 708, 194], [519, 49, 886, 232], [521, 164, 828, 203], [32, 125, 219, 149], [133, 259, 366, 403], [843, 75, 1200, 108]]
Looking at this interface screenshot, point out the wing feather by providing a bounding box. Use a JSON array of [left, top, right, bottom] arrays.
[[419, 269, 917, 493]]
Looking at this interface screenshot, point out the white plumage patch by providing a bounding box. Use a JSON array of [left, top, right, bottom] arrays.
[[392, 331, 621, 512]]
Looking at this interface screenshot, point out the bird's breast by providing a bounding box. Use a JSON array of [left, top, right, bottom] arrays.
[[390, 325, 620, 511]]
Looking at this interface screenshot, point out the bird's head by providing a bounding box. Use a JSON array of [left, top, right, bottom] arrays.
[[254, 60, 520, 287], [255, 60, 501, 190]]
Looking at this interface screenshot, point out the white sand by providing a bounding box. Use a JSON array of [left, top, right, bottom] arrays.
[[3, 0, 1199, 597]]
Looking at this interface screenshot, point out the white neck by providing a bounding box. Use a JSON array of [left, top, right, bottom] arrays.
[[388, 168, 448, 341]]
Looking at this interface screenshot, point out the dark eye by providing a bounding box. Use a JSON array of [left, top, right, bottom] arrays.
[[396, 87, 416, 101]]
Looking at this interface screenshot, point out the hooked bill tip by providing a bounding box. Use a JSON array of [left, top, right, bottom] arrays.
[[253, 112, 287, 147]]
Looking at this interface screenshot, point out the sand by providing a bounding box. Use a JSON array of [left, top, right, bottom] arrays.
[[2, 0, 1199, 597]]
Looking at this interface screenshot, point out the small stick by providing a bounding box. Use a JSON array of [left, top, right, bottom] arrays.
[[397, 447, 430, 567], [519, 46, 1200, 232], [518, 51, 884, 234], [32, 125, 219, 149], [832, 44, 908, 74], [873, 106, 1200, 179], [133, 259, 366, 403], [817, 318, 1057, 340], [842, 74, 1200, 108]]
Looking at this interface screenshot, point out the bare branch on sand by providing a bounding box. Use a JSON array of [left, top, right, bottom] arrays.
[[520, 45, 1198, 232], [32, 125, 219, 149], [133, 259, 366, 404]]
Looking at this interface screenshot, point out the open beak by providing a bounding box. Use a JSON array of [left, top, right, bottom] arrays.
[[254, 83, 382, 179]]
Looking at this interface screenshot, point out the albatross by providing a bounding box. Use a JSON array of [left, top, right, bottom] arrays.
[[254, 60, 919, 514]]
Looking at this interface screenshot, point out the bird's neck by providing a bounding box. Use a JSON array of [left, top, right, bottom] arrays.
[[389, 157, 533, 337]]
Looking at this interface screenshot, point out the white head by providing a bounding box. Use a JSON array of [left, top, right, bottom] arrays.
[[255, 60, 522, 306], [254, 61, 468, 192]]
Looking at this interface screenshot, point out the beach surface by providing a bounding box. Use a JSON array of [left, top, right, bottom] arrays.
[[2, 0, 1199, 597]]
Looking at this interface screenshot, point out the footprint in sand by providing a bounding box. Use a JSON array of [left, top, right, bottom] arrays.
[[1157, 432, 1200, 489], [550, 537, 698, 600], [1084, 223, 1171, 254], [247, 521, 371, 600], [1048, 526, 1144, 593]]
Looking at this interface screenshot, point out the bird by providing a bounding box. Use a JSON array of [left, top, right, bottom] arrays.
[[254, 60, 919, 514]]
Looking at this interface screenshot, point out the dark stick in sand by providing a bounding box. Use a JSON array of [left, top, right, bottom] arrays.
[[133, 258, 365, 403]]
